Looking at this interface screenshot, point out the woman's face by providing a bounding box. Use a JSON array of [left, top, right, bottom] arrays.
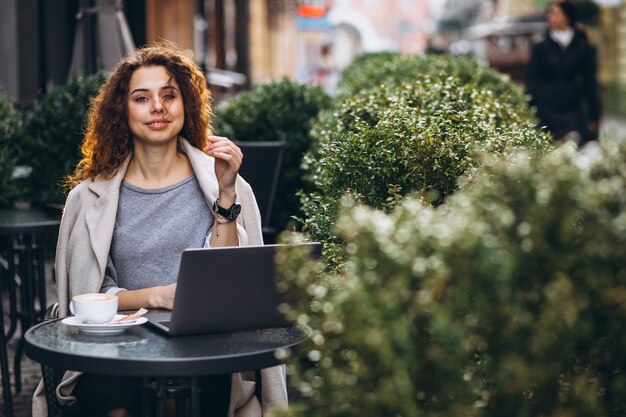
[[548, 3, 570, 31], [127, 65, 185, 146]]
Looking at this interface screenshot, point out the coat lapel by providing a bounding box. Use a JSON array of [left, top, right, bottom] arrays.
[[181, 138, 220, 204], [84, 157, 131, 279]]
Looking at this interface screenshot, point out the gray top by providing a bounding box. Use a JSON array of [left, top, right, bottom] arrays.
[[101, 175, 212, 293]]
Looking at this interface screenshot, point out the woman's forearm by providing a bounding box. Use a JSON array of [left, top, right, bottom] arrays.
[[116, 284, 176, 310]]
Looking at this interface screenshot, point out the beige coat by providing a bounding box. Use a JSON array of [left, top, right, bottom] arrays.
[[33, 138, 288, 416]]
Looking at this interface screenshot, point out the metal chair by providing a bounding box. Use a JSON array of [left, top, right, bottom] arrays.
[[235, 141, 287, 243], [0, 253, 14, 417], [1, 226, 53, 416]]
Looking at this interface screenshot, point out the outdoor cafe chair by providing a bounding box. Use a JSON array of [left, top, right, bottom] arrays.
[[235, 141, 287, 244]]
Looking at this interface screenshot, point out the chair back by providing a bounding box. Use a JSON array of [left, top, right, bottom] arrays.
[[235, 141, 287, 236]]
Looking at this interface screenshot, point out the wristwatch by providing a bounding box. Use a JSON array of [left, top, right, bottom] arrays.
[[213, 199, 241, 221]]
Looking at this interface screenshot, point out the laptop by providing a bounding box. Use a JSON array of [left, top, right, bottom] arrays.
[[145, 242, 322, 336]]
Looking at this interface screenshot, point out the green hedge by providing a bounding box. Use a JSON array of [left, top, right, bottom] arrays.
[[301, 69, 552, 269], [18, 72, 106, 206], [213, 78, 332, 234], [0, 88, 21, 207], [274, 136, 626, 417], [337, 52, 532, 113]]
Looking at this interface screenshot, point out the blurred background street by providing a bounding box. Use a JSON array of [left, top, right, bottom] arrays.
[[1, 0, 626, 117]]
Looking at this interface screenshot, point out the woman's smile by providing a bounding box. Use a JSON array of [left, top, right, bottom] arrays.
[[145, 118, 171, 130]]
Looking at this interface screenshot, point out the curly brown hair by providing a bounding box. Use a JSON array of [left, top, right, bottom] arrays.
[[65, 42, 212, 189]]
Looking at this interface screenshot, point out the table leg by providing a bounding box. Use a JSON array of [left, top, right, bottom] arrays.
[[190, 376, 200, 417], [175, 392, 187, 417], [1, 285, 15, 417], [13, 335, 26, 393], [141, 377, 152, 417], [5, 245, 19, 340], [35, 240, 47, 322], [156, 377, 167, 417], [13, 235, 36, 393], [20, 235, 35, 327]]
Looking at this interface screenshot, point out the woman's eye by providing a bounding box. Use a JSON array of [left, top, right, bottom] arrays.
[[162, 94, 175, 101], [134, 96, 148, 102]]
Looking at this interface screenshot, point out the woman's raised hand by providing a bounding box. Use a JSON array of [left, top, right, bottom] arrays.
[[204, 136, 242, 199]]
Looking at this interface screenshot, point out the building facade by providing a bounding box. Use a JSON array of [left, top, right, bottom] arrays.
[[4, 0, 623, 114], [0, 0, 297, 105]]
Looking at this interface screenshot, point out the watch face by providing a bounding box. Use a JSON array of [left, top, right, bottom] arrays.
[[230, 203, 242, 219], [214, 200, 242, 220]]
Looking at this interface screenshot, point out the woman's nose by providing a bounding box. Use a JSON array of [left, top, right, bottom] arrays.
[[151, 98, 164, 113]]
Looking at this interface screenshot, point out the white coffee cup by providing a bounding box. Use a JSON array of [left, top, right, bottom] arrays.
[[69, 293, 118, 324]]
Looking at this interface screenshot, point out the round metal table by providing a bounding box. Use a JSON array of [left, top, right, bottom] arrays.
[[25, 318, 307, 417], [25, 318, 307, 376]]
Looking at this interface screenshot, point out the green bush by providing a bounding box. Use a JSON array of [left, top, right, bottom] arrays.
[[274, 136, 626, 417], [336, 51, 397, 96], [337, 52, 532, 113], [213, 78, 332, 234], [0, 88, 22, 207], [301, 75, 552, 269], [18, 72, 106, 206]]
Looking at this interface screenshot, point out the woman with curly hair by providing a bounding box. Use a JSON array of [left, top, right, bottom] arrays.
[[32, 43, 287, 417]]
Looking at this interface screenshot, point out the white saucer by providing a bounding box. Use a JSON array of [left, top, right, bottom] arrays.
[[61, 315, 148, 335]]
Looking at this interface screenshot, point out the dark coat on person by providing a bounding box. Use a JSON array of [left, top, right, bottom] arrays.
[[525, 29, 601, 143]]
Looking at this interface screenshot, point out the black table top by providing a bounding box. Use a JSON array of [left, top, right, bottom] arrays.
[[25, 318, 307, 377], [0, 208, 61, 235]]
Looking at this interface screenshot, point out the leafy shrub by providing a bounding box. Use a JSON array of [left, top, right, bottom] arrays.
[[18, 72, 106, 206], [213, 78, 332, 234], [275, 136, 626, 417], [0, 88, 22, 207], [336, 51, 397, 96], [337, 52, 532, 114], [301, 75, 552, 269]]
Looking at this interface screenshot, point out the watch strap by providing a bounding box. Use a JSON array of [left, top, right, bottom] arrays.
[[213, 198, 241, 221]]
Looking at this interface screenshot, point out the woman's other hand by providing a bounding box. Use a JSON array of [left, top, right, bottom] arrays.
[[154, 284, 177, 310], [117, 283, 177, 310]]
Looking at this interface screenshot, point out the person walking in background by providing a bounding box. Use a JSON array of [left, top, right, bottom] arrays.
[[310, 44, 339, 95], [526, 0, 601, 146]]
